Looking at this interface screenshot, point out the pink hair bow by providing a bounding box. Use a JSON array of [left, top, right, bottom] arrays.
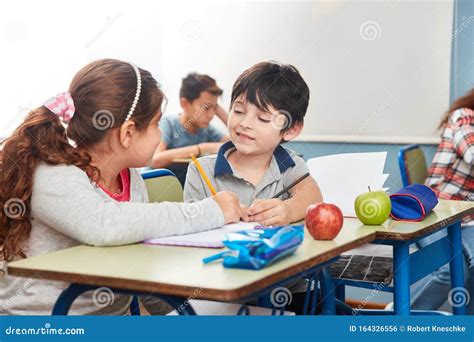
[[43, 92, 75, 123]]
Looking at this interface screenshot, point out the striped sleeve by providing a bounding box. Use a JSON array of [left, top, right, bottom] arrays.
[[452, 109, 474, 164]]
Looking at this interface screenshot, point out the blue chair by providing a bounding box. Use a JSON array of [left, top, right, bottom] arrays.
[[141, 169, 183, 203], [141, 168, 176, 179], [129, 168, 183, 316], [398, 144, 428, 187]]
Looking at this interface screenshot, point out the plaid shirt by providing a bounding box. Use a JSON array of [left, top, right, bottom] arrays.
[[425, 108, 474, 225]]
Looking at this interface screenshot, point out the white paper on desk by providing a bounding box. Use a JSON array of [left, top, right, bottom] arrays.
[[143, 221, 260, 248], [307, 152, 389, 217]]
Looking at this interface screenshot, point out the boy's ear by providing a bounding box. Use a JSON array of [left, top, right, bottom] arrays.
[[180, 97, 191, 111], [119, 120, 137, 148], [282, 122, 304, 141]]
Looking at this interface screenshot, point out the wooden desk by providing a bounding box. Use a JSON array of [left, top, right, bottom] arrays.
[[369, 199, 473, 240], [170, 158, 192, 165], [7, 200, 473, 316], [8, 220, 375, 315], [336, 199, 474, 316]]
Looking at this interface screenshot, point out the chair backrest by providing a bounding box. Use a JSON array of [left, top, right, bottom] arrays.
[[141, 169, 183, 203], [398, 144, 428, 187]]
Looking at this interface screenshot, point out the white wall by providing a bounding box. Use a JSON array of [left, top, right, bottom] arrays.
[[1, 0, 453, 143]]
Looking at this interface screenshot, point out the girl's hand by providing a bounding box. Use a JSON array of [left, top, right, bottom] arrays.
[[213, 191, 248, 224], [240, 204, 250, 222], [248, 199, 291, 226]]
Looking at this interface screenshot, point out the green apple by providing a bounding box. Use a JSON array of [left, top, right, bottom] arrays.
[[354, 188, 391, 225]]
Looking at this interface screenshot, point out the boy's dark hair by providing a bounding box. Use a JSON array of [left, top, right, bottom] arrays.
[[230, 61, 310, 132], [180, 73, 223, 103]]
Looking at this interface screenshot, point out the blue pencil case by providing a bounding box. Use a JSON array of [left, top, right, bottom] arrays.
[[389, 184, 438, 221], [202, 225, 304, 270]]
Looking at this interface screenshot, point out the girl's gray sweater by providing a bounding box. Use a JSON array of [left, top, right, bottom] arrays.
[[0, 163, 224, 315]]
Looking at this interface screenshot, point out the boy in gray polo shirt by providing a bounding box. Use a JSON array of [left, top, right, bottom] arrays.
[[184, 61, 323, 226]]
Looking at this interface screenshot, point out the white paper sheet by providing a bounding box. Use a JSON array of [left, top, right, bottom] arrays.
[[143, 221, 260, 248], [307, 152, 389, 217]]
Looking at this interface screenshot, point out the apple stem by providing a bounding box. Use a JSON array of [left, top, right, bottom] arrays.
[[368, 186, 371, 192]]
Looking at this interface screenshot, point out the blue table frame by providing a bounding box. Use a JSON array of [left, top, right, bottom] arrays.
[[333, 220, 466, 315], [51, 259, 339, 316]]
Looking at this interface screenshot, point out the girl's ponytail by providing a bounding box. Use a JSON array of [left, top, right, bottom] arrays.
[[1, 106, 95, 261], [1, 58, 164, 261]]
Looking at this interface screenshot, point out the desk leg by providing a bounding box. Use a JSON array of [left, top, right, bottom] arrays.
[[253, 258, 339, 315], [52, 284, 95, 315], [447, 221, 467, 315], [393, 241, 411, 316], [130, 296, 140, 315], [52, 284, 197, 315], [257, 295, 273, 308], [302, 271, 319, 315], [335, 284, 345, 303], [319, 268, 336, 315], [164, 294, 197, 315]]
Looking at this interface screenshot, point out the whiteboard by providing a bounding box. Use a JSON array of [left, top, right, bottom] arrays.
[[1, 0, 453, 143]]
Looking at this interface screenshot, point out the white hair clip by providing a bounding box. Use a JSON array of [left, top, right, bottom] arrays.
[[125, 63, 142, 122]]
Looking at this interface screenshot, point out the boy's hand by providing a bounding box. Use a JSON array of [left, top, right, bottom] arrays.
[[248, 199, 291, 226]]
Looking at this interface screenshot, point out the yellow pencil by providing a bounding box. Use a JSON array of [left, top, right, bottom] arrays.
[[191, 154, 217, 196]]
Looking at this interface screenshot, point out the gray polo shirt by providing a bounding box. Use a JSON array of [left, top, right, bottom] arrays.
[[184, 141, 311, 205]]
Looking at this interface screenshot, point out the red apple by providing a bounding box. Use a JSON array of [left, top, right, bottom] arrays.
[[305, 203, 344, 240]]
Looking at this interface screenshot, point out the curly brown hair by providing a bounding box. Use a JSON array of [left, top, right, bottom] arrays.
[[0, 59, 164, 261], [439, 88, 474, 129]]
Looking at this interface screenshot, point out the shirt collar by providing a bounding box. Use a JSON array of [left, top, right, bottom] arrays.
[[214, 141, 296, 177]]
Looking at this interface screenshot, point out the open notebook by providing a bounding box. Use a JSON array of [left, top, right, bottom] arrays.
[[143, 221, 260, 248], [307, 152, 389, 217]]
